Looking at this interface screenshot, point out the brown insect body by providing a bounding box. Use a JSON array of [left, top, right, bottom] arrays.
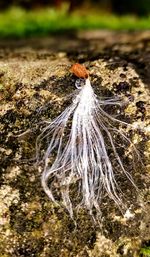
[[70, 63, 89, 79]]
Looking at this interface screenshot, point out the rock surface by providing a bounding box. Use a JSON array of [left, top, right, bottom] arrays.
[[0, 31, 150, 257]]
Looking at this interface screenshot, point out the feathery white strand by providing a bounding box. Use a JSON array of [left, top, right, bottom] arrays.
[[36, 78, 137, 217]]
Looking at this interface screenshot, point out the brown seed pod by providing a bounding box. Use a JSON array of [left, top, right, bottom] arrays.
[[70, 63, 89, 79]]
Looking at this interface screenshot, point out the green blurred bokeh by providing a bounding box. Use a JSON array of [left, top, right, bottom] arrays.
[[0, 1, 150, 38]]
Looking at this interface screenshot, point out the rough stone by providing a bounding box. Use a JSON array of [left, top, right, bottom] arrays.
[[0, 31, 150, 257]]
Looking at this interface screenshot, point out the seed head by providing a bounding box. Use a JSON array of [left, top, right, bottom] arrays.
[[36, 66, 139, 219], [70, 63, 89, 79]]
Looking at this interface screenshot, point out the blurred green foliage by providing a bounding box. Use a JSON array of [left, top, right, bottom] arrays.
[[140, 246, 150, 257], [0, 7, 150, 38]]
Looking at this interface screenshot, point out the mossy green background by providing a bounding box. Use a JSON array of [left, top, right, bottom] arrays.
[[140, 247, 150, 257], [0, 7, 150, 38]]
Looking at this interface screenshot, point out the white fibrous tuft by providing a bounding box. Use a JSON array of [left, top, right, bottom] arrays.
[[36, 78, 137, 218]]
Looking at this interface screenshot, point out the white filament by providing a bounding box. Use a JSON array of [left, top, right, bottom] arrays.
[[36, 78, 137, 217]]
